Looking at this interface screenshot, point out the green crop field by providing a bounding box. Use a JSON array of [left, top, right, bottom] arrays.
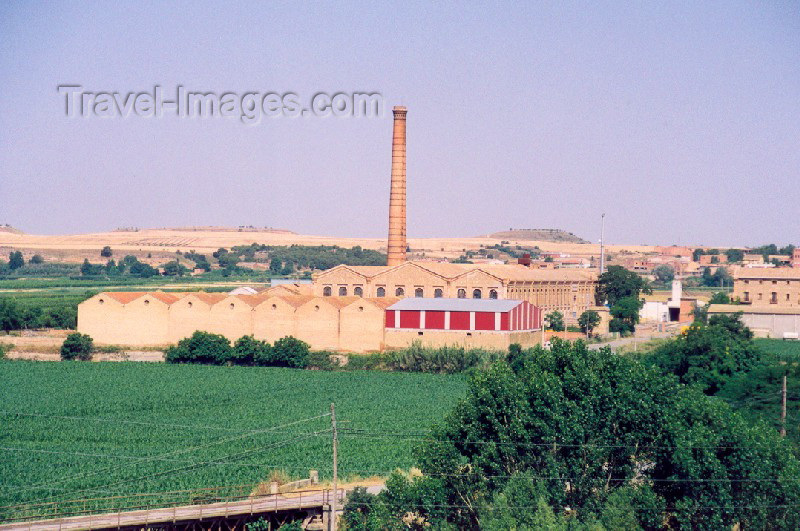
[[755, 338, 800, 360], [0, 361, 466, 522]]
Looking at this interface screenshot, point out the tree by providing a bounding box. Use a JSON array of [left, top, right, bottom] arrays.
[[381, 341, 800, 530], [709, 291, 730, 305], [653, 264, 675, 284], [80, 259, 102, 276], [269, 258, 283, 274], [544, 311, 564, 332], [60, 332, 93, 361], [271, 336, 310, 368], [577, 310, 601, 337], [725, 248, 744, 263], [595, 265, 651, 306], [643, 313, 759, 395], [100, 246, 113, 258], [129, 261, 158, 278], [165, 331, 232, 365], [161, 261, 188, 276], [29, 254, 44, 264], [232, 335, 270, 366], [609, 296, 641, 336], [8, 251, 24, 270], [0, 298, 22, 331]]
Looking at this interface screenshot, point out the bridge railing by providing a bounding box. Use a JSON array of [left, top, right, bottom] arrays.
[[0, 484, 345, 525]]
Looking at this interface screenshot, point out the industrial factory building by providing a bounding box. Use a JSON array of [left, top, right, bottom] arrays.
[[77, 105, 589, 350], [78, 290, 543, 351]]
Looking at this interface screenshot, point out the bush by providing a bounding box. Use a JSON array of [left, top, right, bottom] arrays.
[[60, 332, 93, 361], [307, 350, 338, 370], [270, 337, 310, 368], [165, 331, 232, 365], [232, 335, 269, 366], [387, 342, 502, 374]]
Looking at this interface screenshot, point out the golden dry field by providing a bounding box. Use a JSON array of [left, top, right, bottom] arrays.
[[0, 226, 658, 263]]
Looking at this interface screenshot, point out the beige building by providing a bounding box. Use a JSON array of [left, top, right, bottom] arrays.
[[733, 267, 800, 307], [77, 289, 547, 352], [708, 304, 800, 339], [313, 261, 596, 323]]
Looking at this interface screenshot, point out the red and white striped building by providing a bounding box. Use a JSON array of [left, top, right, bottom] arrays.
[[385, 298, 542, 332]]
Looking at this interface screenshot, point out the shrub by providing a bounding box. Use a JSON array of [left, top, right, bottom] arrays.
[[387, 342, 501, 374], [307, 350, 338, 370], [60, 332, 93, 361], [346, 353, 389, 371], [232, 335, 270, 366], [165, 331, 232, 365], [270, 337, 310, 368]]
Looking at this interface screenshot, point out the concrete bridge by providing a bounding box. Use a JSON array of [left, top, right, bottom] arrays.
[[0, 486, 382, 531]]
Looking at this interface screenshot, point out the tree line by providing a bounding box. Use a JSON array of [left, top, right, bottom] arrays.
[[343, 319, 800, 530]]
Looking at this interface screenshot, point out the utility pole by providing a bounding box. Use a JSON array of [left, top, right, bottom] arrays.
[[330, 403, 339, 531], [781, 374, 787, 438], [599, 213, 606, 275]]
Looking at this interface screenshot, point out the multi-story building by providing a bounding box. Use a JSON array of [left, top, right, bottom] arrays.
[[733, 267, 800, 307], [313, 261, 597, 323]]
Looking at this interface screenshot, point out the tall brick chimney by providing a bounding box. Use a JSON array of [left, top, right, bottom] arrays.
[[387, 106, 407, 266]]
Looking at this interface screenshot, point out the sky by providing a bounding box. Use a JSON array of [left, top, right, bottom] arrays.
[[0, 1, 798, 247]]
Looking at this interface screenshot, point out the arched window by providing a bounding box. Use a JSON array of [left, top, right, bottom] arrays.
[[354, 286, 363, 297], [434, 288, 443, 298], [489, 289, 498, 299], [415, 288, 424, 298], [339, 286, 347, 296], [457, 289, 466, 298], [473, 289, 482, 299], [377, 287, 386, 297], [323, 286, 332, 297], [395, 287, 404, 296]]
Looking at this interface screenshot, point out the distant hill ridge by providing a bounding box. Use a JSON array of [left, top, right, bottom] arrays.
[[113, 226, 297, 234], [482, 229, 589, 244], [0, 224, 24, 235]]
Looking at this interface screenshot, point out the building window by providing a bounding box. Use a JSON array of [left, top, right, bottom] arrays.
[[744, 292, 749, 302], [377, 287, 386, 297], [415, 288, 424, 298], [758, 293, 763, 301], [354, 286, 363, 297], [144, 300, 150, 305], [396, 287, 404, 296], [98, 299, 104, 305], [339, 287, 347, 296], [489, 289, 498, 299], [771, 292, 777, 304], [473, 289, 482, 299], [230, 303, 235, 309], [272, 304, 277, 310], [457, 289, 466, 298], [787, 294, 790, 301], [323, 286, 332, 296], [434, 288, 443, 298]]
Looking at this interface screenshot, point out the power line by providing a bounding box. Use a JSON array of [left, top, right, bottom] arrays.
[[342, 500, 800, 512], [331, 468, 800, 483], [0, 445, 329, 482], [338, 428, 788, 451], [34, 430, 329, 505], [0, 410, 268, 432], [3, 413, 330, 495]]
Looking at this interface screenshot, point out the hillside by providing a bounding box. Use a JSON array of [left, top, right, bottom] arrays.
[[0, 224, 24, 235], [0, 226, 656, 264], [482, 228, 590, 244]]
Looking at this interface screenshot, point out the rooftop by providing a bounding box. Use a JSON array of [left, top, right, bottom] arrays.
[[387, 297, 527, 312]]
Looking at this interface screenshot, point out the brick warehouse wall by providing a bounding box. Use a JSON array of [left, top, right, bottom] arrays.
[[78, 292, 543, 352]]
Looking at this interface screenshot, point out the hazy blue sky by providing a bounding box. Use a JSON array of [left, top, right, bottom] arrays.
[[0, 1, 797, 246]]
